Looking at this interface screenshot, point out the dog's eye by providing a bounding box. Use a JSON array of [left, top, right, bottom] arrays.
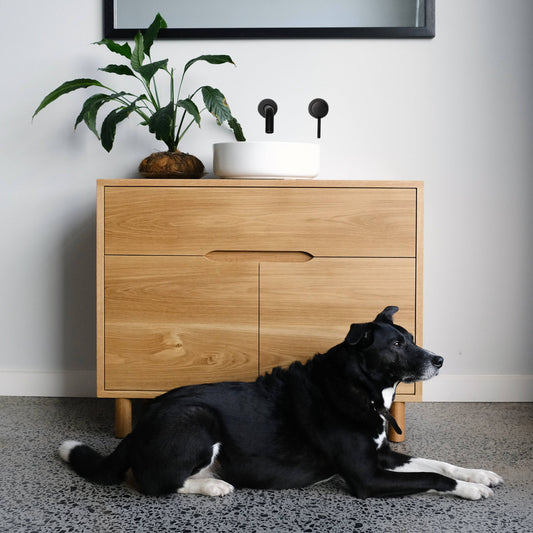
[[393, 339, 402, 347]]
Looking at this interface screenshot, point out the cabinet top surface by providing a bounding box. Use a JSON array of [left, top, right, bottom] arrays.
[[97, 178, 423, 189]]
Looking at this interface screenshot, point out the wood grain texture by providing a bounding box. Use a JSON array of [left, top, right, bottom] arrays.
[[96, 183, 105, 396], [388, 401, 406, 442], [104, 256, 259, 391], [114, 398, 132, 438], [259, 258, 416, 372], [99, 179, 423, 189], [96, 179, 423, 405], [413, 182, 424, 401], [104, 186, 416, 257]]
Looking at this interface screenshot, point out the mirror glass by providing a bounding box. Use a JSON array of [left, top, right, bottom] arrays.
[[105, 0, 435, 39]]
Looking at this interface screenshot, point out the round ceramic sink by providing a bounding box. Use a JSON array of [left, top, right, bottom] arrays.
[[213, 141, 320, 179]]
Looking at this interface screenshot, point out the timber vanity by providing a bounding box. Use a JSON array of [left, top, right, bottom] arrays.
[[97, 179, 424, 441]]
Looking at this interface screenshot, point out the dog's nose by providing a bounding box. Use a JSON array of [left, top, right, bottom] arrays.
[[432, 356, 444, 368]]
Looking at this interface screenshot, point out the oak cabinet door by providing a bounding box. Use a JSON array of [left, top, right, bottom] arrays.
[[259, 258, 416, 383], [104, 256, 259, 391]]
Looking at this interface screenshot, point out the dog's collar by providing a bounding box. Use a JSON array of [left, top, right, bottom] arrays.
[[375, 406, 402, 435], [349, 375, 403, 435]]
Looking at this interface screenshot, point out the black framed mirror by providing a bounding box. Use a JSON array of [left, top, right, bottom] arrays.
[[104, 0, 435, 40]]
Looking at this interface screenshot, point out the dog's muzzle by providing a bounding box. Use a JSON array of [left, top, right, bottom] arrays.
[[415, 351, 444, 381]]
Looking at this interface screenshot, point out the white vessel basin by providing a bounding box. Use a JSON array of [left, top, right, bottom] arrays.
[[213, 141, 320, 179]]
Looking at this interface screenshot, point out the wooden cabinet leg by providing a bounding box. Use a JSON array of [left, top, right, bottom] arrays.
[[388, 401, 406, 443], [115, 398, 132, 438]]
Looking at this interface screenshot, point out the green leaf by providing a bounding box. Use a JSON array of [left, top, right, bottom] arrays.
[[74, 93, 108, 137], [100, 103, 136, 152], [143, 13, 167, 57], [183, 55, 235, 76], [33, 78, 106, 118], [201, 86, 233, 126], [130, 32, 145, 72], [148, 101, 174, 145], [137, 59, 168, 84], [99, 64, 136, 77], [74, 92, 129, 138], [177, 98, 201, 126], [93, 39, 132, 60], [228, 117, 246, 142]]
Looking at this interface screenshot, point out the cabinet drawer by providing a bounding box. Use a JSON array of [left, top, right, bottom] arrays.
[[104, 186, 416, 257]]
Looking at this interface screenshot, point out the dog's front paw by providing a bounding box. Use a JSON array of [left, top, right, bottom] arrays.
[[452, 480, 494, 500], [178, 478, 234, 497], [202, 479, 235, 497], [461, 468, 504, 487]]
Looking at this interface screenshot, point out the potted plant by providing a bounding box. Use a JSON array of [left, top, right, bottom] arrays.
[[33, 13, 245, 178]]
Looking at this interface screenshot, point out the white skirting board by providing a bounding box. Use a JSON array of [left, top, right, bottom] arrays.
[[422, 374, 533, 402], [0, 371, 532, 401], [0, 370, 97, 397]]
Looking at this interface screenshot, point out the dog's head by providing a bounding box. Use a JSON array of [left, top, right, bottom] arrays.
[[344, 306, 443, 386]]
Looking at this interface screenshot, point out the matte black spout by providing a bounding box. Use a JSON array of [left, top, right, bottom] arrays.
[[258, 99, 278, 134], [264, 106, 275, 134]]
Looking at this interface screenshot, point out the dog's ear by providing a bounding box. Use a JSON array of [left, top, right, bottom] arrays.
[[345, 323, 373, 346], [375, 306, 399, 325]]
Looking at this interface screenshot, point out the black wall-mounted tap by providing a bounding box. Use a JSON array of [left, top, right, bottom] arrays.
[[258, 99, 278, 134]]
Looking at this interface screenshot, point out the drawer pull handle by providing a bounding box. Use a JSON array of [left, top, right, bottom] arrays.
[[205, 251, 313, 263]]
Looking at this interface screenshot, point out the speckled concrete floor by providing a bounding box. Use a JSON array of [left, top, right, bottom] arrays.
[[0, 399, 531, 533]]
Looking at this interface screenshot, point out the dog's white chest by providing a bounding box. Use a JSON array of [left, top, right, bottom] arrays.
[[381, 385, 397, 409], [373, 383, 399, 449]]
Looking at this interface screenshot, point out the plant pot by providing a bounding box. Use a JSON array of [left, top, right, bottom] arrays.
[[139, 151, 205, 179]]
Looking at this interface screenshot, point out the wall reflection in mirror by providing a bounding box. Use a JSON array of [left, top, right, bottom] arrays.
[[105, 0, 435, 39]]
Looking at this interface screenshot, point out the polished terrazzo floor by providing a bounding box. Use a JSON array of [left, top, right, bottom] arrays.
[[0, 398, 531, 532]]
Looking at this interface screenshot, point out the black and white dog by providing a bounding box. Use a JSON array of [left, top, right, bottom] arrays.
[[59, 306, 502, 499]]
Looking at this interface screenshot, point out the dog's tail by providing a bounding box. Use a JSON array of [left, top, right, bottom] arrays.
[[58, 437, 131, 485]]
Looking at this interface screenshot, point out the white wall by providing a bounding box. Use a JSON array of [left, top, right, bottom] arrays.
[[1, 0, 532, 400]]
